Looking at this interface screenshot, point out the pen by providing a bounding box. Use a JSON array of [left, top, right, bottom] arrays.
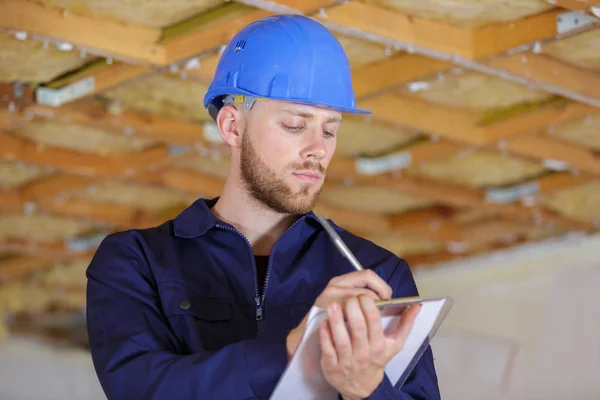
[[317, 215, 364, 271]]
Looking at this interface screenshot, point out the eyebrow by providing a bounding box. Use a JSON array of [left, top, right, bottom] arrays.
[[281, 108, 342, 123]]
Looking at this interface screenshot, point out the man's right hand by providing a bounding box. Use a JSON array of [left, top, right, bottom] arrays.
[[286, 269, 392, 358]]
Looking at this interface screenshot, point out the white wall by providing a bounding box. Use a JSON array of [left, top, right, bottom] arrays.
[[0, 232, 599, 400], [0, 336, 104, 400], [415, 232, 600, 400]]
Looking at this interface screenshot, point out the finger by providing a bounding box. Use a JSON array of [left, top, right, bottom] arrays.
[[334, 287, 382, 303], [390, 304, 421, 350], [316, 287, 380, 309], [332, 270, 392, 300], [319, 319, 338, 366], [359, 295, 384, 349], [327, 302, 353, 365], [344, 297, 369, 360]]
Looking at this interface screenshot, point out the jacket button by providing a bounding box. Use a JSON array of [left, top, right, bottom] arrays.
[[179, 300, 191, 310]]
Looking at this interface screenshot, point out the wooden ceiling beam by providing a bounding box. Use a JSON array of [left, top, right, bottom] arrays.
[[24, 101, 217, 148], [0, 133, 170, 178], [315, 2, 560, 60], [548, 0, 600, 11], [328, 141, 463, 180], [359, 92, 594, 146], [485, 52, 600, 108], [504, 134, 600, 175], [36, 62, 152, 107], [0, 0, 165, 64], [0, 255, 55, 284], [352, 54, 453, 100]]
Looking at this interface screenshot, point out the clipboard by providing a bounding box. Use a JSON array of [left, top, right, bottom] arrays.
[[270, 296, 453, 399]]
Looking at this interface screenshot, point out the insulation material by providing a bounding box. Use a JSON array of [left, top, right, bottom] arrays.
[[542, 28, 600, 72], [408, 150, 546, 188], [72, 180, 198, 211], [35, 259, 89, 290], [366, 232, 443, 257], [0, 281, 84, 315], [335, 33, 393, 69], [37, 0, 222, 28], [542, 182, 600, 224], [0, 32, 92, 83], [100, 73, 212, 122], [0, 162, 46, 190], [0, 214, 92, 243], [321, 184, 436, 214], [336, 116, 417, 157], [360, 0, 554, 27], [173, 153, 231, 179], [400, 70, 553, 111], [15, 120, 155, 155], [546, 113, 600, 151]]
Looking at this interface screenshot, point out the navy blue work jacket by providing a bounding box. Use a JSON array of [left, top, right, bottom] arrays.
[[86, 197, 440, 399]]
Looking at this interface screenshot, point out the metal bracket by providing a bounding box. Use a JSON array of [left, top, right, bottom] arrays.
[[36, 77, 95, 107], [556, 11, 598, 34]]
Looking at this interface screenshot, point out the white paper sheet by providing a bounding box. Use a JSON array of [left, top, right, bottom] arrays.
[[270, 298, 448, 400]]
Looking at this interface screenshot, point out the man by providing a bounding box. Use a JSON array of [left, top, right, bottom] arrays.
[[86, 14, 440, 400]]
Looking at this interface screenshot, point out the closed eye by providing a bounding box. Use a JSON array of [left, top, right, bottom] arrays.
[[282, 124, 303, 132]]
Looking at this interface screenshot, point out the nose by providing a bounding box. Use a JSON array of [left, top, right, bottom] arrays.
[[300, 127, 327, 161]]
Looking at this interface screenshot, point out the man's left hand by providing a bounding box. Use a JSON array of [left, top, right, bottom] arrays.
[[319, 295, 421, 400]]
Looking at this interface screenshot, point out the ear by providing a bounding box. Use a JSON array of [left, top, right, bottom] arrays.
[[216, 105, 245, 148]]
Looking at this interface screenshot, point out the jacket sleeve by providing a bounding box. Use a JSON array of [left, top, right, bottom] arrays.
[[86, 233, 288, 400], [366, 258, 442, 400]]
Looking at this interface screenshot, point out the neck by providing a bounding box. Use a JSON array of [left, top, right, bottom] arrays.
[[212, 178, 298, 256]]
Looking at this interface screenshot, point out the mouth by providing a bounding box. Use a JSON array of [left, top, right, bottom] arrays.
[[293, 170, 322, 184]]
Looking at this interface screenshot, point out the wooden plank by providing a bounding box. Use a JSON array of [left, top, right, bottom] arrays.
[[136, 167, 225, 197], [0, 133, 169, 177], [471, 10, 560, 59], [25, 101, 214, 147], [314, 203, 391, 233], [183, 53, 221, 80], [19, 174, 91, 200], [352, 54, 453, 100], [328, 141, 462, 180], [318, 2, 560, 60], [389, 207, 464, 243], [361, 92, 595, 146], [460, 219, 532, 247], [504, 134, 600, 175], [318, 1, 473, 58], [163, 6, 269, 64], [38, 62, 152, 106], [360, 93, 488, 145], [233, 0, 344, 13], [483, 100, 595, 143], [550, 0, 600, 11], [485, 53, 600, 104], [0, 83, 35, 110], [0, 255, 55, 283], [0, 190, 23, 214], [536, 171, 596, 193], [0, 0, 165, 64]]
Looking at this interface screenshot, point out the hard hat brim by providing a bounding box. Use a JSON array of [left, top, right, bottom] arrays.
[[206, 87, 371, 121]]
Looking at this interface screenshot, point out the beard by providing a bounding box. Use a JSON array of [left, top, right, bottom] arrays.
[[240, 129, 324, 215]]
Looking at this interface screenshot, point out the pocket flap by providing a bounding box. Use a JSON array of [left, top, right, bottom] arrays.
[[160, 280, 232, 321]]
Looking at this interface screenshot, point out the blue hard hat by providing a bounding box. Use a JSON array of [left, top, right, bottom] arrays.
[[203, 14, 371, 119]]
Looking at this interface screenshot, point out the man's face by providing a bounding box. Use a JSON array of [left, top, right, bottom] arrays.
[[239, 100, 341, 215]]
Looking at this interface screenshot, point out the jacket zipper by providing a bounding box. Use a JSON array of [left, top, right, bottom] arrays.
[[215, 216, 306, 337]]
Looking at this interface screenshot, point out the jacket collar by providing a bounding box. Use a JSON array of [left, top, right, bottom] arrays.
[[173, 197, 322, 239]]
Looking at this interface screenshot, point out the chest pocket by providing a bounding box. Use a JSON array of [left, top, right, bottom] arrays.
[[160, 280, 236, 353]]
